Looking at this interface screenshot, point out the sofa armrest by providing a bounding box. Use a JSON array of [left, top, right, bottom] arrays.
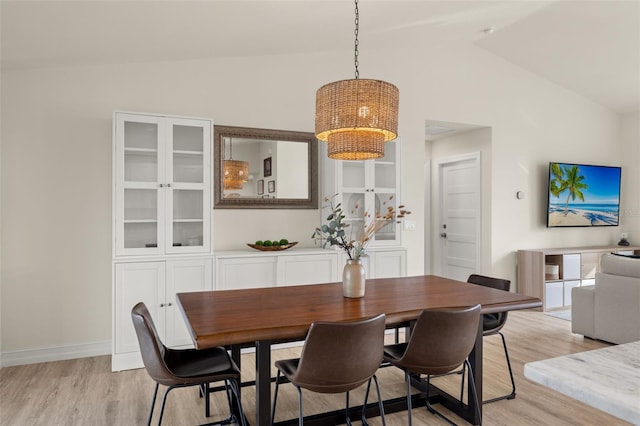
[[571, 285, 595, 338], [594, 273, 640, 344]]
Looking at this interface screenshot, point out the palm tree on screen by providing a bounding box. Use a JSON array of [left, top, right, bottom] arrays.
[[549, 163, 588, 216]]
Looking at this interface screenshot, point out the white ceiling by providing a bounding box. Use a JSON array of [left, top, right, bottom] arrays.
[[2, 0, 639, 113]]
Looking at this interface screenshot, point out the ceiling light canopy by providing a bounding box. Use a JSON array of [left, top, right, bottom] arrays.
[[315, 0, 399, 161]]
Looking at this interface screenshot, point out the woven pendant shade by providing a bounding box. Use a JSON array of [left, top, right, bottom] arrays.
[[224, 159, 249, 190], [316, 78, 399, 160]]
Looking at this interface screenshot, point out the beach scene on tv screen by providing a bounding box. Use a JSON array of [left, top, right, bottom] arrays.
[[548, 163, 620, 227]]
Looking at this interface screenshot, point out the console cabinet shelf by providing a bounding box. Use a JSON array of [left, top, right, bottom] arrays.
[[517, 245, 640, 311]]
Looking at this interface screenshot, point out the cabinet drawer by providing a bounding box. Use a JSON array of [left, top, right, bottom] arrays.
[[544, 281, 564, 309], [563, 280, 581, 306], [562, 254, 581, 280]]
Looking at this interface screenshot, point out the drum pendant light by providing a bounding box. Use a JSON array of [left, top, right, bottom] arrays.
[[315, 0, 399, 160], [223, 137, 249, 190]]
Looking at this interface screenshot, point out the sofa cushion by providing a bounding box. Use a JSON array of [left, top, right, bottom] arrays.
[[600, 253, 640, 278]]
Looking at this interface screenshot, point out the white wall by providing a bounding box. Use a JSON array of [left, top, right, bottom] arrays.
[[620, 112, 640, 242], [1, 42, 635, 359]]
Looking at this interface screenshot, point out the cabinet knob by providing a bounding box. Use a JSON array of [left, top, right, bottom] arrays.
[[167, 183, 171, 188], [160, 302, 173, 307], [159, 184, 164, 188], [160, 303, 165, 307]]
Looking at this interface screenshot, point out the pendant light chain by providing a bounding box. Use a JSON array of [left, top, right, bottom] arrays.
[[354, 0, 359, 79]]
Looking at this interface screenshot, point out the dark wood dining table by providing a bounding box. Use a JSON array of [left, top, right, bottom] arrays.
[[176, 275, 541, 426]]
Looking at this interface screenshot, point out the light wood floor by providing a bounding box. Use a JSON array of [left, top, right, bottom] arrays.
[[0, 310, 630, 425]]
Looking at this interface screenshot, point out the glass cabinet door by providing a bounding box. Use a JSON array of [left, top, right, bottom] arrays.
[[115, 114, 165, 255], [335, 139, 400, 246], [114, 113, 211, 256], [372, 140, 398, 243], [166, 119, 211, 254]]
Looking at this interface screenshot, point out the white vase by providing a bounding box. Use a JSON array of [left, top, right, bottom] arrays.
[[343, 259, 366, 298]]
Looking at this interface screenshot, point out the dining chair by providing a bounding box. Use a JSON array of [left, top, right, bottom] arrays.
[[271, 313, 387, 426], [131, 302, 247, 426], [464, 274, 516, 403], [383, 305, 482, 426]]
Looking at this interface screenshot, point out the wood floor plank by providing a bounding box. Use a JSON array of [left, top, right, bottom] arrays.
[[0, 310, 631, 425]]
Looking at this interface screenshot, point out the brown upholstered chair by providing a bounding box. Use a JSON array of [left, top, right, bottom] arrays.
[[131, 302, 246, 426], [383, 305, 482, 426], [465, 274, 516, 403], [271, 314, 387, 426]]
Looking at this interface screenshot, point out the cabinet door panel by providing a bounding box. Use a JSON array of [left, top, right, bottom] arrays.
[[165, 259, 212, 347], [373, 250, 407, 278], [563, 254, 581, 280], [114, 262, 165, 353], [544, 281, 563, 309], [217, 257, 278, 290], [563, 280, 581, 306], [280, 255, 338, 286], [166, 118, 211, 254]]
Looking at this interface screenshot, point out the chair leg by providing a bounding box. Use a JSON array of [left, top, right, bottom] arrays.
[[147, 383, 160, 426], [480, 332, 517, 404], [345, 391, 352, 426], [157, 385, 175, 426], [405, 371, 413, 426], [362, 380, 371, 425], [425, 376, 456, 426], [229, 378, 247, 426], [271, 370, 282, 425], [295, 385, 303, 426], [373, 375, 386, 426]]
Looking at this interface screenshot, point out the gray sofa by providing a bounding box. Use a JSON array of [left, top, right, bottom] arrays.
[[572, 253, 640, 344]]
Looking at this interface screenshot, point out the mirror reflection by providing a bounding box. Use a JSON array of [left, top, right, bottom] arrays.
[[213, 125, 318, 209]]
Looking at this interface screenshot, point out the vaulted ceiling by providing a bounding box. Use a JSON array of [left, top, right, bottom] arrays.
[[2, 1, 639, 113]]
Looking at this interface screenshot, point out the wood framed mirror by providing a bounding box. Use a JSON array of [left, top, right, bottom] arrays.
[[213, 125, 318, 209]]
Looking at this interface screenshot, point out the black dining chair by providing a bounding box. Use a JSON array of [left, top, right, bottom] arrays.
[[271, 314, 387, 426], [131, 302, 247, 426], [464, 274, 516, 403], [383, 305, 482, 426]]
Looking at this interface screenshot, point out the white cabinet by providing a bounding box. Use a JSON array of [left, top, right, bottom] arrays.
[[113, 112, 212, 256], [214, 248, 405, 291], [323, 139, 402, 246], [112, 110, 215, 371], [215, 249, 339, 290], [518, 245, 640, 311], [338, 248, 407, 280], [112, 258, 213, 371]]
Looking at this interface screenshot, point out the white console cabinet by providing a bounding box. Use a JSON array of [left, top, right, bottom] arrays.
[[215, 249, 339, 290], [517, 245, 640, 311], [215, 247, 406, 290], [112, 258, 213, 371]]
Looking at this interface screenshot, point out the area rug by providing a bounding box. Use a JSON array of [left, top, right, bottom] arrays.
[[544, 309, 571, 321]]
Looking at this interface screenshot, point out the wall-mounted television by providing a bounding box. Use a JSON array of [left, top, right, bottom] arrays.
[[547, 162, 621, 227]]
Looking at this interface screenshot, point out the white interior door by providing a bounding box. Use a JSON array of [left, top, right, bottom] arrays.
[[435, 153, 481, 281]]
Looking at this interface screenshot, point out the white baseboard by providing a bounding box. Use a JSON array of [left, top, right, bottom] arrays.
[[1, 340, 111, 368]]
